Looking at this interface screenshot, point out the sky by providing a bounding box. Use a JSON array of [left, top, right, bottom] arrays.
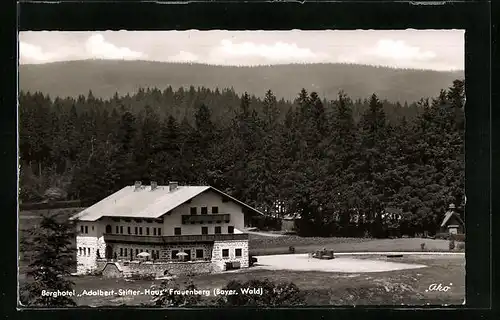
[[19, 30, 464, 71]]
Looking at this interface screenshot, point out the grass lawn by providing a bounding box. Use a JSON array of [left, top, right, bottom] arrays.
[[249, 234, 464, 256], [18, 254, 463, 307]]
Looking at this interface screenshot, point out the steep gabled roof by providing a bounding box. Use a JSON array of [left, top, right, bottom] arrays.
[[71, 185, 264, 222], [440, 211, 464, 228]]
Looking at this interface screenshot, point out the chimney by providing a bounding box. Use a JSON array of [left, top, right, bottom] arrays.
[[169, 181, 178, 192], [134, 181, 142, 191], [151, 181, 157, 191]]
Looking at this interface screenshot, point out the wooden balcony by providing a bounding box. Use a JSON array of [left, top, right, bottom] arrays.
[[103, 233, 248, 245], [181, 214, 230, 224]]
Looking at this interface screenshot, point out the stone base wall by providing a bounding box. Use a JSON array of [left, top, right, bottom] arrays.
[[127, 261, 213, 277], [98, 260, 213, 278], [211, 240, 249, 272], [76, 235, 99, 274]]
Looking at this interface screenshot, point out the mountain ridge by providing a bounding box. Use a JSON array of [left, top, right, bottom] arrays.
[[19, 60, 464, 103]]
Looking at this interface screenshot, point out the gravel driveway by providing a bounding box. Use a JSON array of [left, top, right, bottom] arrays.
[[254, 253, 427, 273]]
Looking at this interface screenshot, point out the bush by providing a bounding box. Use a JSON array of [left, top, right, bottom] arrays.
[[289, 246, 295, 254], [435, 232, 450, 240], [216, 279, 305, 306], [251, 216, 282, 231], [130, 273, 156, 280], [449, 239, 456, 251], [87, 269, 103, 277], [152, 278, 202, 307], [451, 234, 465, 242], [436, 233, 465, 241], [420, 243, 426, 251]]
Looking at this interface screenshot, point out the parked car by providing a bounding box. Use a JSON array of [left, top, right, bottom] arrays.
[[249, 256, 258, 267]]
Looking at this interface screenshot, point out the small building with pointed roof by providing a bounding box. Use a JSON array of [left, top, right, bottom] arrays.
[[440, 204, 465, 235]]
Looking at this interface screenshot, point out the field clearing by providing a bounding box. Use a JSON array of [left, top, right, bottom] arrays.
[[249, 234, 464, 256], [18, 254, 464, 307]]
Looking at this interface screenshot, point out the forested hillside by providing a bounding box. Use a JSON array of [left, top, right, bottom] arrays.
[[19, 60, 463, 103], [19, 80, 465, 237]]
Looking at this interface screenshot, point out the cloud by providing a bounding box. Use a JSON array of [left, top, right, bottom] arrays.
[[19, 42, 69, 64], [20, 34, 145, 64], [371, 39, 437, 61], [85, 34, 145, 60], [335, 39, 458, 70], [167, 51, 199, 63], [207, 40, 330, 65]]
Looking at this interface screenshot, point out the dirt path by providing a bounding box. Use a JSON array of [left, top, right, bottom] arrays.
[[245, 231, 284, 237]]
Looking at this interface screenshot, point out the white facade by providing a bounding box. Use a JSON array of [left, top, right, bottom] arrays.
[[75, 189, 251, 275]]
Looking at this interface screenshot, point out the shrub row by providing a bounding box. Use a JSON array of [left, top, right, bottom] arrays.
[[19, 200, 83, 211], [435, 233, 465, 241]]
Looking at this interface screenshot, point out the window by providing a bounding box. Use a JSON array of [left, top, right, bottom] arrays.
[[222, 249, 229, 258], [158, 228, 162, 236], [120, 226, 123, 234], [79, 247, 82, 255], [139, 227, 143, 235], [87, 248, 90, 256], [120, 248, 123, 256], [135, 227, 138, 235], [228, 226, 234, 234], [235, 248, 242, 257], [80, 226, 84, 233], [212, 206, 219, 214], [128, 227, 131, 234], [201, 207, 208, 215], [174, 228, 182, 235], [201, 227, 208, 235], [124, 248, 127, 257], [146, 227, 150, 235], [92, 226, 94, 231], [136, 249, 139, 256], [146, 249, 149, 253], [85, 226, 88, 234], [190, 207, 197, 215], [116, 226, 119, 234], [215, 226, 221, 234], [153, 228, 157, 236], [172, 250, 179, 259], [105, 225, 111, 234], [196, 249, 204, 259]]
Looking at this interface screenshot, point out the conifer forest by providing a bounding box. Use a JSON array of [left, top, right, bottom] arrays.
[[18, 79, 465, 237]]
